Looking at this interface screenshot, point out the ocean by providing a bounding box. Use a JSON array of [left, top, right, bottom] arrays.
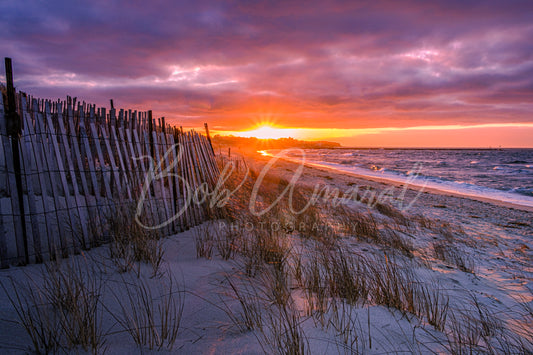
[[265, 148, 533, 208]]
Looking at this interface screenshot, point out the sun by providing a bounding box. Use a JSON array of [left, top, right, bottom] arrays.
[[236, 124, 297, 139]]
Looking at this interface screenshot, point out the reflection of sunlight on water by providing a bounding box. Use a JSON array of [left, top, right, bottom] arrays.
[[258, 150, 272, 157]]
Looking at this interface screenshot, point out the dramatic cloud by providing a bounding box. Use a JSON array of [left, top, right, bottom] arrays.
[[1, 0, 533, 140]]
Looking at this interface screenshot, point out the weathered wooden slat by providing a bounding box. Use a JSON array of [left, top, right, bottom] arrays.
[[173, 133, 190, 228], [124, 127, 140, 195], [20, 98, 43, 263], [196, 134, 216, 212], [0, 120, 6, 196], [193, 134, 216, 216], [124, 128, 142, 199], [118, 126, 135, 196], [167, 134, 184, 232], [178, 133, 195, 228], [175, 133, 191, 227], [83, 107, 100, 198], [177, 133, 190, 230], [4, 59, 29, 265], [189, 133, 204, 224], [141, 130, 157, 225], [189, 132, 210, 218], [89, 122, 113, 199], [192, 134, 212, 185], [57, 102, 89, 250], [25, 99, 58, 262], [68, 103, 95, 248], [132, 128, 157, 228], [196, 133, 221, 216], [29, 99, 57, 260], [0, 196, 11, 268], [181, 133, 201, 225], [156, 130, 173, 233], [0, 100, 10, 267], [2, 114, 25, 264], [144, 129, 166, 225], [100, 124, 122, 199], [197, 133, 218, 205], [159, 131, 175, 233], [45, 102, 78, 255], [193, 132, 217, 187], [163, 131, 177, 230], [1, 85, 221, 265], [201, 133, 221, 178], [35, 105, 67, 259], [188, 132, 205, 221], [111, 125, 132, 200], [0, 193, 7, 267], [79, 110, 104, 243]]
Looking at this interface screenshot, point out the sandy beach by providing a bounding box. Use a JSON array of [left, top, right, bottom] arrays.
[[0, 148, 532, 354], [3, 1, 533, 353]]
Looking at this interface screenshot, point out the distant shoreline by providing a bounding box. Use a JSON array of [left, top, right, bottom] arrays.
[[247, 149, 533, 213], [303, 146, 533, 150], [305, 161, 533, 213]]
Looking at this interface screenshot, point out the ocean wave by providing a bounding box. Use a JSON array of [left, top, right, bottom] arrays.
[[510, 187, 533, 197], [286, 148, 533, 208]]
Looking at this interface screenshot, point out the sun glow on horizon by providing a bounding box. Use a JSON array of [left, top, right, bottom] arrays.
[[227, 124, 299, 139], [213, 122, 533, 148]]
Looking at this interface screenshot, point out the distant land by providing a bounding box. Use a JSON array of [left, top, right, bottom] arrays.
[[212, 135, 342, 150]]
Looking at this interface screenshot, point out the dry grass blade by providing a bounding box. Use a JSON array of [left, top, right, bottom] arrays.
[[260, 302, 309, 355], [416, 284, 449, 332], [1, 276, 61, 354], [220, 275, 264, 332], [42, 259, 106, 351], [0, 257, 106, 353], [106, 202, 165, 276], [107, 275, 184, 351], [194, 224, 215, 259]]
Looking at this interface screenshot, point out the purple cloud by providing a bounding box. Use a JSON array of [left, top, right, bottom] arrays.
[[1, 0, 533, 130]]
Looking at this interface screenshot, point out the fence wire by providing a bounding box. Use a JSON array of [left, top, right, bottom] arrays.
[[0, 93, 220, 266]]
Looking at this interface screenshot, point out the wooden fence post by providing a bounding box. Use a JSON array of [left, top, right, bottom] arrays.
[[0, 90, 10, 267], [204, 123, 215, 155], [0, 65, 221, 265], [148, 110, 155, 160], [4, 57, 28, 265]]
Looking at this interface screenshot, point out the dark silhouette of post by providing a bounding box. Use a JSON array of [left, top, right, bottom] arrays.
[[4, 57, 28, 265], [204, 123, 215, 155], [148, 110, 155, 160]]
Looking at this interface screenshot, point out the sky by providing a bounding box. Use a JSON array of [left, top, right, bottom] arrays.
[[1, 0, 533, 147]]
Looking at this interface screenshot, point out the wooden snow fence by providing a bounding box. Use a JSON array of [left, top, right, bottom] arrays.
[[0, 87, 220, 267]]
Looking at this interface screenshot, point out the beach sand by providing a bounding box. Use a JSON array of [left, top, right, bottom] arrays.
[[0, 147, 531, 354], [239, 148, 533, 314]]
